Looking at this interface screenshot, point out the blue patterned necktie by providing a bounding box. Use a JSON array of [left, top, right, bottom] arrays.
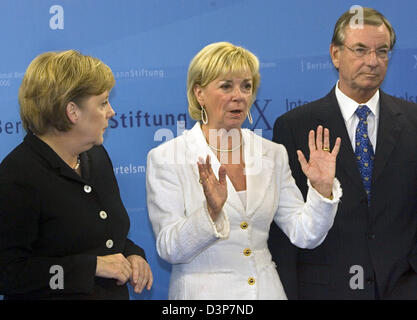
[[355, 105, 374, 204]]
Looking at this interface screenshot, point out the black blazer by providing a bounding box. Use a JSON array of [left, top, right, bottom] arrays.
[[0, 133, 146, 299], [268, 88, 417, 299]]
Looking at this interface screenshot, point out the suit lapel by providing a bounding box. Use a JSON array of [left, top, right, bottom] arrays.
[[372, 92, 404, 183], [244, 129, 275, 218], [315, 89, 365, 191], [185, 122, 245, 214]]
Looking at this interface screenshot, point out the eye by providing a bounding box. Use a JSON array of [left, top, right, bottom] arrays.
[[244, 83, 252, 90], [354, 47, 367, 55], [377, 49, 389, 56], [220, 83, 232, 90]]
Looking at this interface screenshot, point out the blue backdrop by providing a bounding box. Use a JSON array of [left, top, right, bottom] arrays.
[[0, 0, 416, 300]]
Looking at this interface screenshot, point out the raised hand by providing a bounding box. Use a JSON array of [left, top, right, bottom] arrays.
[[197, 155, 227, 221], [297, 125, 341, 198]]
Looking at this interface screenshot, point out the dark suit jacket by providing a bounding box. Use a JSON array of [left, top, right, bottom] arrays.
[[0, 133, 146, 299], [268, 88, 417, 299]]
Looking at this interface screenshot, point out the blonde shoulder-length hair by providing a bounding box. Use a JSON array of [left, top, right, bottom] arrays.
[[187, 42, 260, 121]]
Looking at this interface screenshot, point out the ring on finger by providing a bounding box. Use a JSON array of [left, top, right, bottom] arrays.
[[322, 147, 330, 152]]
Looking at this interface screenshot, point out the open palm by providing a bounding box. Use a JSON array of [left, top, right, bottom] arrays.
[[297, 126, 341, 198], [197, 155, 227, 221]]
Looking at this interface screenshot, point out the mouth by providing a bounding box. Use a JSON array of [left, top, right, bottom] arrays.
[[362, 73, 378, 77], [229, 109, 244, 116]]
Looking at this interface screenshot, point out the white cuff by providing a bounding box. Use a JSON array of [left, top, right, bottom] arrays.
[[307, 178, 342, 203], [202, 201, 230, 239]]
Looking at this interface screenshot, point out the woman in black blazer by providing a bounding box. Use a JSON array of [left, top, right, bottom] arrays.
[[0, 50, 153, 299]]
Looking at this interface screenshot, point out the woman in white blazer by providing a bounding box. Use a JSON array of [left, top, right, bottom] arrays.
[[146, 42, 342, 300]]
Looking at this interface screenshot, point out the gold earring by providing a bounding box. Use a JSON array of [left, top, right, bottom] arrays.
[[201, 106, 208, 124]]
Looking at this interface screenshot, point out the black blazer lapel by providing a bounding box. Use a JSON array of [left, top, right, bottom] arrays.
[[315, 89, 365, 191], [372, 91, 404, 183]]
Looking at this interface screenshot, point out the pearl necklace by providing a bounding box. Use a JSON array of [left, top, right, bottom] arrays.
[[207, 141, 242, 152]]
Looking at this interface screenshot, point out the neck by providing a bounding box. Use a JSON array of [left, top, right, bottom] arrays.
[[338, 82, 378, 104], [37, 131, 81, 170], [201, 124, 242, 152]]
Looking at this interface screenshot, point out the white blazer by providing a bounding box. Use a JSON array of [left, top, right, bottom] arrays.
[[146, 122, 342, 300]]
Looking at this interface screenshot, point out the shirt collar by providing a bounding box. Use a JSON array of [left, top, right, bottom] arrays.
[[335, 80, 380, 121]]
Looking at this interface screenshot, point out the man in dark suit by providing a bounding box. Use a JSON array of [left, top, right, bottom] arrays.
[[268, 7, 417, 299]]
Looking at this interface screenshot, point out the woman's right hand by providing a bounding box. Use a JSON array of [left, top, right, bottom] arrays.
[[96, 253, 132, 285], [197, 155, 227, 221]]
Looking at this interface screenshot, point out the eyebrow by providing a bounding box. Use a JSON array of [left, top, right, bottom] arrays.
[[353, 42, 389, 48], [218, 78, 252, 82]]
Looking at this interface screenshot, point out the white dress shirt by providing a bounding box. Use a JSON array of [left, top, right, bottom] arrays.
[[335, 81, 380, 152]]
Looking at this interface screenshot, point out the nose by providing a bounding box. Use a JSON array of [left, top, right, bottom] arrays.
[[365, 50, 379, 67], [107, 103, 116, 118], [231, 86, 243, 100]]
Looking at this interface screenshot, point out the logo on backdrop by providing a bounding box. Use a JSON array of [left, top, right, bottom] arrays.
[[50, 5, 64, 30], [0, 120, 23, 135], [109, 110, 188, 129], [301, 59, 334, 72], [250, 99, 273, 131], [285, 97, 310, 112]]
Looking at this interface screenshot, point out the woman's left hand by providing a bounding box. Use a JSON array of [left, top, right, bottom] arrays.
[[297, 125, 341, 198], [126, 255, 153, 294]]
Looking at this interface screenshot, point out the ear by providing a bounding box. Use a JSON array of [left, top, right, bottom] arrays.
[[193, 84, 205, 106], [329, 43, 341, 70], [66, 101, 79, 124]]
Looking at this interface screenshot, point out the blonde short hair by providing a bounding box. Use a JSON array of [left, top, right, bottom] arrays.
[[187, 42, 260, 121], [19, 50, 115, 135], [332, 7, 396, 49]]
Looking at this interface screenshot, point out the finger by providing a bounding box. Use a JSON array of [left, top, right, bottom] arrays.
[[123, 263, 132, 285], [297, 150, 308, 170], [197, 161, 209, 183], [116, 269, 129, 286], [200, 155, 211, 178], [323, 128, 330, 150], [315, 125, 323, 150], [139, 261, 148, 292], [130, 259, 139, 284], [308, 129, 316, 152], [218, 165, 227, 185], [136, 262, 148, 293], [147, 268, 154, 290], [143, 265, 153, 291], [139, 270, 149, 293], [331, 137, 342, 157], [206, 155, 215, 178], [126, 259, 133, 277], [197, 161, 205, 179]]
